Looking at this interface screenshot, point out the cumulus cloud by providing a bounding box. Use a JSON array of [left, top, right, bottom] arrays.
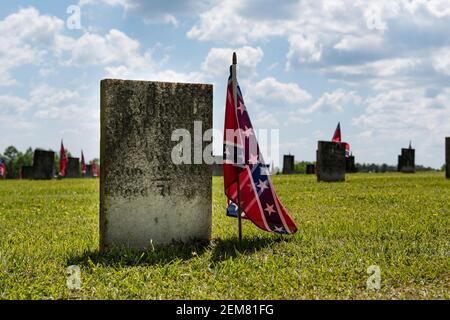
[[299, 89, 362, 114], [432, 47, 450, 76], [286, 34, 322, 69], [247, 77, 312, 108], [353, 87, 450, 141], [0, 7, 64, 86], [80, 0, 212, 26]]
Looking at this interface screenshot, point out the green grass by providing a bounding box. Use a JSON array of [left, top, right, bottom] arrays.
[[0, 172, 449, 299]]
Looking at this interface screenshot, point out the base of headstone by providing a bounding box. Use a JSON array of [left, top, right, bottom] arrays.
[[21, 165, 34, 179], [316, 141, 346, 182], [306, 164, 315, 174], [100, 79, 213, 250]]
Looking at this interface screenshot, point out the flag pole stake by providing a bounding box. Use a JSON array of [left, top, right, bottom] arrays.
[[232, 52, 242, 243]]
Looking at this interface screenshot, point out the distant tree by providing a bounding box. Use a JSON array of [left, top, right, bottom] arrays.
[[293, 161, 314, 174], [2, 146, 34, 178]]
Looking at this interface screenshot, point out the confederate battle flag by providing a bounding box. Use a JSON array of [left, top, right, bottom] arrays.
[[223, 66, 298, 235], [332, 122, 350, 157], [92, 161, 99, 177], [81, 150, 87, 175], [0, 158, 6, 178], [59, 140, 67, 177]]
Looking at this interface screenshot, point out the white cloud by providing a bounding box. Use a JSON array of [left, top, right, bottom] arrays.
[[247, 77, 312, 107], [286, 34, 322, 69], [80, 0, 211, 25], [0, 7, 64, 86], [251, 109, 279, 128], [300, 89, 362, 114], [334, 34, 384, 52], [432, 47, 450, 76], [0, 95, 29, 114], [55, 29, 152, 74], [353, 87, 450, 141]]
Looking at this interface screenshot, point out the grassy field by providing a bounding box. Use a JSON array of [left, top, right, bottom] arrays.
[[0, 172, 449, 300]]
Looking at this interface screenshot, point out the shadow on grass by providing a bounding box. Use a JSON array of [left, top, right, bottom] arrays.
[[66, 236, 290, 268], [209, 235, 287, 263]]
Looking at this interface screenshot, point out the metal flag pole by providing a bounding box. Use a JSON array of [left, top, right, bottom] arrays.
[[231, 52, 242, 243]]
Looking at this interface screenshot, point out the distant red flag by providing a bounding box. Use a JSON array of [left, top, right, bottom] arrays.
[[332, 122, 342, 142], [92, 161, 99, 177], [223, 67, 297, 235], [0, 158, 6, 178], [81, 150, 87, 175], [332, 122, 350, 156], [59, 140, 67, 177]]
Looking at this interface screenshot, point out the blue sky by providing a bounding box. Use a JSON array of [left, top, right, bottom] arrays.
[[0, 0, 449, 168]]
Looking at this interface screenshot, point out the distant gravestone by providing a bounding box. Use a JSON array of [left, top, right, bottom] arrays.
[[446, 137, 449, 179], [84, 164, 93, 178], [398, 147, 415, 173], [66, 157, 80, 178], [212, 155, 223, 176], [316, 141, 346, 182], [33, 150, 54, 180], [282, 155, 295, 174], [306, 164, 315, 174], [21, 165, 33, 179], [100, 79, 212, 250], [346, 155, 356, 173]]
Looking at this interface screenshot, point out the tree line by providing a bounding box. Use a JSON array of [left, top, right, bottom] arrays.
[[292, 161, 441, 174], [0, 146, 98, 179]]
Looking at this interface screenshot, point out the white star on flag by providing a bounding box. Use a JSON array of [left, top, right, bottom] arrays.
[[243, 126, 254, 138], [237, 100, 245, 114], [274, 226, 285, 233], [264, 203, 276, 216], [248, 154, 258, 165], [257, 179, 268, 192]]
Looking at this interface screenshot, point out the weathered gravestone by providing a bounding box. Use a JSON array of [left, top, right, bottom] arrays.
[[306, 164, 315, 174], [21, 165, 33, 179], [316, 141, 346, 182], [84, 164, 93, 178], [212, 155, 224, 176], [100, 79, 212, 250], [446, 137, 449, 179], [33, 150, 54, 180], [398, 146, 415, 173], [346, 155, 356, 173], [66, 157, 80, 178], [282, 155, 295, 174]]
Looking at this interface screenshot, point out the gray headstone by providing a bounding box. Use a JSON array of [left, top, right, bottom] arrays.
[[316, 141, 346, 182], [282, 155, 295, 174], [84, 164, 93, 178], [446, 137, 449, 179], [21, 165, 33, 179], [306, 164, 315, 174], [398, 147, 415, 173], [345, 155, 356, 173], [66, 157, 80, 178], [33, 150, 54, 180], [100, 79, 212, 250]]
